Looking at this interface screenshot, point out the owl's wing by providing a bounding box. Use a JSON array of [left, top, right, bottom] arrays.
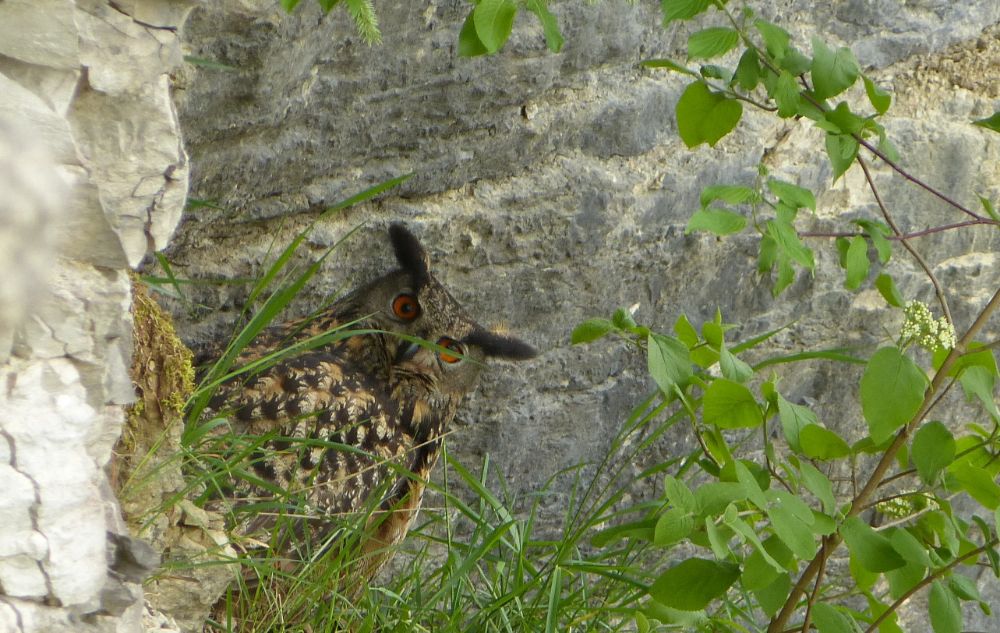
[[206, 351, 416, 551]]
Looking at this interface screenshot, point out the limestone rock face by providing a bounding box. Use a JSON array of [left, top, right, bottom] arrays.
[[3, 0, 998, 631], [170, 3, 1000, 496], [166, 3, 1000, 629], [0, 1, 191, 631]]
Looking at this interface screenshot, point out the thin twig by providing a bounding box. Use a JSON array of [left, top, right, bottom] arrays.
[[801, 539, 828, 633], [862, 490, 932, 512], [799, 219, 999, 240], [857, 156, 953, 326], [857, 137, 984, 221]]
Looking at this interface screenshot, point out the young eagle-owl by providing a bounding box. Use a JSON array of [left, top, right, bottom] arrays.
[[202, 223, 536, 582]]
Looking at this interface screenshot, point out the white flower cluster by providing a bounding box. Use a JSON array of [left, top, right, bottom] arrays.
[[901, 301, 956, 352]]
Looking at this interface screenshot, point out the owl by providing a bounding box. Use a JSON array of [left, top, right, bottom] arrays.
[[201, 223, 536, 583]]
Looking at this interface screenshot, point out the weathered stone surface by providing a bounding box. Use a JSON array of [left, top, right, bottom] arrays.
[[0, 0, 79, 70], [0, 0, 193, 631], [166, 3, 1000, 630]]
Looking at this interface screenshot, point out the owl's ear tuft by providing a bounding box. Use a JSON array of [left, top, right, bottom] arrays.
[[466, 329, 538, 360], [389, 223, 431, 287]]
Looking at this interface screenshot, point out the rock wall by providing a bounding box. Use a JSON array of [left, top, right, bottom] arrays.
[[1, 0, 998, 631], [170, 1, 999, 500], [0, 1, 190, 631], [166, 2, 1000, 630]]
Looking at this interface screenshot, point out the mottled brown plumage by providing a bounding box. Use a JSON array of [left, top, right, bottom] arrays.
[[203, 224, 535, 579]]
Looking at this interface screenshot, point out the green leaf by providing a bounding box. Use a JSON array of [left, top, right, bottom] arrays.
[[704, 516, 733, 559], [773, 70, 800, 118], [654, 508, 696, 546], [777, 393, 816, 453], [824, 101, 865, 135], [688, 27, 740, 60], [766, 494, 817, 560], [686, 208, 747, 235], [280, 0, 302, 10], [755, 20, 790, 60], [938, 343, 998, 377], [929, 580, 962, 633], [844, 235, 869, 290], [766, 217, 814, 270], [812, 603, 856, 633], [875, 273, 904, 307], [458, 11, 489, 57], [753, 573, 791, 617], [767, 179, 816, 211], [912, 421, 956, 485], [886, 551, 925, 600], [675, 82, 744, 148], [949, 462, 1000, 510], [781, 48, 812, 75], [825, 133, 859, 181], [727, 460, 767, 508], [674, 314, 700, 347], [473, 0, 517, 54], [773, 255, 795, 296], [700, 184, 758, 206], [835, 236, 851, 267], [769, 489, 815, 525], [800, 424, 851, 460], [703, 379, 764, 429], [887, 528, 931, 568], [960, 365, 1000, 421], [571, 319, 615, 344], [863, 75, 892, 114], [524, 0, 564, 53], [857, 219, 892, 264], [734, 526, 787, 584], [860, 347, 927, 444], [719, 345, 753, 382], [635, 610, 650, 633], [648, 333, 693, 396], [850, 552, 879, 590], [840, 516, 906, 573], [700, 64, 732, 82], [661, 0, 711, 23], [612, 307, 640, 332], [590, 518, 655, 547], [649, 558, 740, 611], [972, 110, 1000, 134], [734, 48, 761, 90], [741, 545, 782, 590], [664, 475, 697, 513], [694, 482, 746, 516], [799, 461, 836, 514], [811, 38, 860, 100], [947, 574, 980, 602], [316, 0, 338, 12], [979, 195, 1000, 222]]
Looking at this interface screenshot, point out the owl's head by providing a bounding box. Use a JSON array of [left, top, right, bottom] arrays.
[[339, 223, 536, 396]]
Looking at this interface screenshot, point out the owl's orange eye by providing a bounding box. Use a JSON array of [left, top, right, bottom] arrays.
[[437, 337, 464, 364], [391, 293, 421, 321]]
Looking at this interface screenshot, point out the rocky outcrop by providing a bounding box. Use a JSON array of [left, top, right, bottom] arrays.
[[0, 1, 191, 631], [1, 1, 998, 631]]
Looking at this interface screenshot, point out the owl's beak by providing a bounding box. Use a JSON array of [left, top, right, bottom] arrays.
[[395, 340, 421, 364]]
